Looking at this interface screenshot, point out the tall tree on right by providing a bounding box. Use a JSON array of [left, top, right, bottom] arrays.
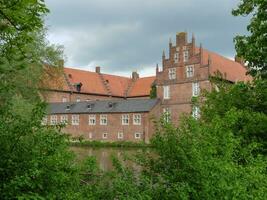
[[232, 0, 267, 78]]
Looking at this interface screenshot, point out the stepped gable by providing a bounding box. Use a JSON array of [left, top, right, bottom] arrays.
[[128, 76, 156, 97], [199, 48, 252, 82]]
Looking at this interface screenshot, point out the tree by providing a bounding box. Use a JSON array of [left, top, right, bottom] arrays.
[[232, 0, 267, 78]]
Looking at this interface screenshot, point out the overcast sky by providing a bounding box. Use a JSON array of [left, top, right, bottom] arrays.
[[45, 0, 248, 77]]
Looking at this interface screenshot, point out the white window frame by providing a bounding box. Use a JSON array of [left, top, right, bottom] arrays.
[[134, 132, 141, 139], [163, 85, 170, 99], [88, 115, 96, 125], [102, 133, 108, 139], [89, 132, 93, 139], [168, 68, 176, 80], [62, 97, 67, 102], [192, 82, 200, 97], [163, 108, 171, 123], [50, 115, 57, 125], [100, 114, 108, 125], [118, 132, 123, 139], [71, 115, 79, 125], [41, 116, 48, 125], [192, 106, 200, 119], [174, 52, 179, 63], [186, 65, 194, 78], [183, 50, 189, 62], [76, 97, 81, 102], [122, 114, 129, 125], [133, 114, 141, 125], [60, 115, 68, 124]]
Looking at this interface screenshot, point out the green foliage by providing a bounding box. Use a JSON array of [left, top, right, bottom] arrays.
[[232, 0, 267, 78], [150, 84, 157, 99]]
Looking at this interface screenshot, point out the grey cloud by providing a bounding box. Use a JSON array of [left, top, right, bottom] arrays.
[[45, 0, 249, 76]]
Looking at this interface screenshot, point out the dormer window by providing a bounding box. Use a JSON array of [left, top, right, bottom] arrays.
[[186, 65, 194, 78], [183, 50, 189, 62], [66, 105, 71, 111], [87, 104, 93, 110], [168, 68, 176, 80], [74, 82, 82, 92]]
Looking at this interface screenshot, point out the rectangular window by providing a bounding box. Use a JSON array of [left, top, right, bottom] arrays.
[[168, 68, 176, 80], [89, 132, 93, 139], [41, 116, 48, 125], [122, 114, 129, 125], [62, 97, 67, 102], [135, 132, 141, 139], [163, 108, 171, 123], [192, 82, 200, 97], [100, 115, 107, 125], [183, 50, 189, 62], [133, 114, 141, 125], [60, 115, 68, 124], [102, 133, 108, 139], [174, 52, 179, 63], [163, 85, 170, 99], [192, 106, 200, 119], [118, 132, 123, 139], [186, 65, 194, 78], [50, 115, 57, 125], [88, 115, 96, 125], [71, 115, 79, 125], [76, 97, 80, 102]]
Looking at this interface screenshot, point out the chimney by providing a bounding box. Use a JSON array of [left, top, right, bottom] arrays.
[[132, 71, 139, 80], [176, 32, 188, 46], [95, 66, 101, 73], [235, 55, 245, 65], [58, 59, 64, 67]]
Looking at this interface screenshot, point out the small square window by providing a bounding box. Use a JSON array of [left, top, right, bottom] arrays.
[[118, 132, 123, 139], [62, 97, 67, 102], [60, 115, 68, 124], [163, 85, 170, 99], [76, 97, 81, 102], [133, 114, 141, 125], [88, 115, 96, 125], [174, 52, 179, 63], [192, 82, 200, 97], [50, 115, 57, 125], [163, 108, 171, 123], [186, 65, 194, 78], [192, 106, 200, 119], [72, 115, 79, 125], [100, 115, 107, 125], [89, 132, 93, 139], [183, 50, 189, 62], [41, 116, 48, 125], [122, 114, 129, 125], [102, 133, 108, 139], [134, 133, 141, 139], [168, 68, 176, 80]]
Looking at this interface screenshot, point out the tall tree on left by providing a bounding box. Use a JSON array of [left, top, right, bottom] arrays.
[[0, 1, 81, 199]]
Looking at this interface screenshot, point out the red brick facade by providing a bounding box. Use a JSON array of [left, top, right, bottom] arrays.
[[45, 32, 251, 143]]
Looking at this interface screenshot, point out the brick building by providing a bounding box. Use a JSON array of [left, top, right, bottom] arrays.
[[44, 32, 251, 142]]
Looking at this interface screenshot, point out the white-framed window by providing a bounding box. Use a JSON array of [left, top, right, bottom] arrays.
[[174, 52, 179, 63], [163, 108, 171, 123], [135, 132, 141, 139], [192, 82, 200, 97], [71, 115, 79, 125], [133, 114, 141, 125], [183, 50, 189, 62], [89, 132, 93, 139], [163, 85, 170, 99], [62, 97, 67, 102], [168, 68, 176, 80], [60, 115, 68, 124], [41, 116, 48, 125], [102, 133, 108, 139], [88, 115, 96, 125], [122, 114, 129, 125], [186, 65, 194, 78], [100, 115, 107, 125], [76, 97, 80, 102], [50, 115, 57, 125], [192, 106, 200, 119], [118, 132, 123, 139]]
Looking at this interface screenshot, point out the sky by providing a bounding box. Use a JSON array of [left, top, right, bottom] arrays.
[[45, 0, 249, 77]]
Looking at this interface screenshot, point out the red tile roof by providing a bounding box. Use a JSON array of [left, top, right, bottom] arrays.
[[128, 76, 155, 97], [201, 49, 252, 82]]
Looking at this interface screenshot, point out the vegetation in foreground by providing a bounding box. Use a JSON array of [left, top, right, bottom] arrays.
[[0, 0, 266, 199]]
